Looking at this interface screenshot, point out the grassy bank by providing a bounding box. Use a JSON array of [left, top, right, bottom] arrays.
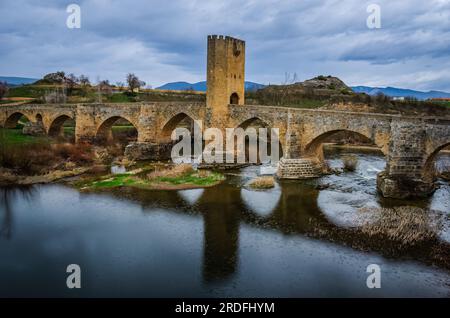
[[77, 164, 225, 191], [0, 128, 49, 145]]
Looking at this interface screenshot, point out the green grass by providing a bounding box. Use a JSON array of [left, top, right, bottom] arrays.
[[90, 174, 138, 188], [7, 85, 48, 98], [107, 93, 135, 103], [0, 128, 49, 145], [156, 171, 224, 186]]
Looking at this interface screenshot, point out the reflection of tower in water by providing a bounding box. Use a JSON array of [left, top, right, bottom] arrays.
[[0, 189, 13, 240], [198, 185, 241, 282], [0, 186, 36, 240]]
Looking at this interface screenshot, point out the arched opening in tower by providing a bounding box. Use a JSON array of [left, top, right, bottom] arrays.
[[230, 93, 239, 105]]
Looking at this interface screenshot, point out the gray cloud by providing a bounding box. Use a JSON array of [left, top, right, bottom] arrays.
[[0, 0, 449, 91]]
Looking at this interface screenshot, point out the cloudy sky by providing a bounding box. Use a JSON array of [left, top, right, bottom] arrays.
[[1, 0, 449, 91]]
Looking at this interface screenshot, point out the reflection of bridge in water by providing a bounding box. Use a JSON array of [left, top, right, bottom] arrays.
[[1, 182, 448, 283], [55, 179, 442, 282]]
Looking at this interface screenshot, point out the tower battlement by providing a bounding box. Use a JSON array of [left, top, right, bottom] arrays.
[[208, 35, 246, 45]]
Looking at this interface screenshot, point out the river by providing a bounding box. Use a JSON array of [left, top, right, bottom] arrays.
[[0, 150, 449, 297]]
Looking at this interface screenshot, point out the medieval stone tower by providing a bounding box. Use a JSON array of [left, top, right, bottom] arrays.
[[206, 35, 245, 128]]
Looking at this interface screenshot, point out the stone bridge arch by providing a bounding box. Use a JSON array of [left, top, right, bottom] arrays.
[[3, 111, 33, 128], [423, 141, 450, 182], [95, 115, 139, 144], [420, 120, 450, 182], [46, 113, 75, 137], [235, 116, 273, 130], [303, 129, 385, 157], [159, 112, 202, 143], [299, 116, 390, 157], [228, 106, 289, 157], [232, 116, 284, 162]]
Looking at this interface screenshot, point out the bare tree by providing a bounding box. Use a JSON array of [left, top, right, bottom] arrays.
[[98, 80, 112, 97], [0, 81, 8, 100], [78, 75, 90, 96], [65, 73, 79, 96], [279, 72, 298, 105], [116, 81, 125, 92], [79, 75, 90, 86], [126, 73, 145, 93]]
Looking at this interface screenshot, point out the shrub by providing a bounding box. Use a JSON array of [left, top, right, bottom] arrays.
[[106, 143, 125, 157], [0, 81, 8, 100], [249, 176, 275, 189], [52, 142, 94, 164], [342, 155, 358, 171], [147, 164, 194, 180], [0, 142, 54, 174]]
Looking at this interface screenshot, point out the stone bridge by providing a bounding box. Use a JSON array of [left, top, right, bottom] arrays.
[[1, 102, 449, 198], [1, 35, 449, 199]]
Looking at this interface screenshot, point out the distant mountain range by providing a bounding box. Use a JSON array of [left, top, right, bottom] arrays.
[[156, 81, 266, 92], [0, 76, 38, 86], [350, 86, 450, 100]]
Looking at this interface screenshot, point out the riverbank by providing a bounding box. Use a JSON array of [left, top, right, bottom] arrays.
[[0, 167, 90, 186]]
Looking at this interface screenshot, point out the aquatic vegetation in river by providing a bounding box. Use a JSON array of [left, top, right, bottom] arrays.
[[358, 206, 443, 245]]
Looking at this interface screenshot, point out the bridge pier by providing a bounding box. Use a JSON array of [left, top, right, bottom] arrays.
[[276, 128, 326, 179], [376, 172, 435, 199], [376, 119, 437, 199], [277, 157, 324, 179], [124, 141, 173, 161]]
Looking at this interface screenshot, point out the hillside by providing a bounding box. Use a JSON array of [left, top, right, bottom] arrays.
[[4, 84, 205, 104], [245, 75, 354, 108], [245, 75, 450, 116]]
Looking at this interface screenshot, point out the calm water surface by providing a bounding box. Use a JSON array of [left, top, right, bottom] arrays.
[[0, 151, 449, 297]]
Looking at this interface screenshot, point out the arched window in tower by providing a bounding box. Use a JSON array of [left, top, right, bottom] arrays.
[[230, 92, 239, 105]]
